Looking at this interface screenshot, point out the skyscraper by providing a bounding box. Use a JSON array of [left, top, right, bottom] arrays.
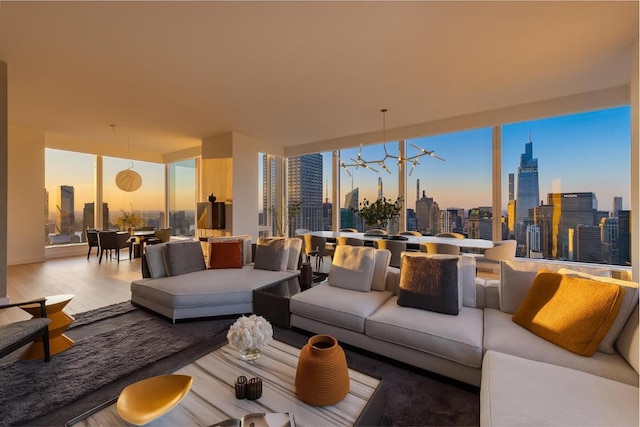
[[341, 187, 361, 230], [57, 185, 75, 236], [515, 134, 540, 246], [612, 196, 623, 217], [377, 177, 383, 200], [547, 192, 598, 260], [416, 190, 440, 235], [288, 154, 323, 234], [507, 173, 516, 238]]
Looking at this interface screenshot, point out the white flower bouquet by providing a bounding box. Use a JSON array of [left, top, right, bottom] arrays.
[[227, 314, 273, 360]]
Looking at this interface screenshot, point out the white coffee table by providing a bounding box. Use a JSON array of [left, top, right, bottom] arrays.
[[72, 340, 383, 426]]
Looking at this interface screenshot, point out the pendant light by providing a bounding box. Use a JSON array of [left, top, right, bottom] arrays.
[[111, 124, 142, 192]]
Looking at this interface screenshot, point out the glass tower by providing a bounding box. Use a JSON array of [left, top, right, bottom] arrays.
[[515, 135, 540, 248]]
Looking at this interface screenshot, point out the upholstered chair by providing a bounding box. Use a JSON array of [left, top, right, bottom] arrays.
[[85, 229, 99, 259], [473, 240, 517, 273], [421, 242, 461, 255], [0, 298, 51, 362], [337, 236, 364, 247], [98, 231, 133, 263], [435, 232, 465, 239], [399, 231, 422, 236], [339, 228, 358, 233], [373, 239, 406, 268], [303, 234, 335, 272]]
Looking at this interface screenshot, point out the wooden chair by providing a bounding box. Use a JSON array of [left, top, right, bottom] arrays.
[[85, 229, 99, 259], [303, 234, 334, 272], [0, 298, 51, 362], [98, 231, 133, 263]]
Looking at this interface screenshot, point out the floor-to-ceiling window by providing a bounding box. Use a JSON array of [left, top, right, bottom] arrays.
[[502, 106, 632, 266], [406, 128, 492, 237], [44, 149, 96, 246], [168, 159, 196, 237], [338, 142, 400, 232], [103, 157, 165, 230]]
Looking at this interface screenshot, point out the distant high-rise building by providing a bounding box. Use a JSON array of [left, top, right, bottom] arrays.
[[515, 134, 540, 247], [83, 202, 110, 233], [547, 192, 597, 260], [600, 217, 619, 265], [415, 190, 440, 235], [533, 204, 554, 258], [57, 185, 75, 236], [341, 187, 361, 231], [446, 208, 465, 234], [377, 177, 383, 200], [508, 173, 515, 201], [406, 208, 417, 231], [468, 207, 492, 240], [618, 210, 631, 265], [613, 196, 623, 217], [575, 224, 602, 263], [288, 154, 323, 235], [526, 224, 541, 256]]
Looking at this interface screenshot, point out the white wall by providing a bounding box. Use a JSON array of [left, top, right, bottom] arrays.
[[7, 125, 46, 265]]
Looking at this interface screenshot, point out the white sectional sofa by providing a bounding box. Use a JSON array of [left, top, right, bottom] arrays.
[[290, 250, 639, 426], [131, 237, 301, 322]]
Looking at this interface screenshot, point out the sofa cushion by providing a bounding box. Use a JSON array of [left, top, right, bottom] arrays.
[[500, 259, 612, 314], [557, 267, 639, 354], [481, 350, 639, 427], [145, 243, 168, 279], [484, 308, 639, 386], [162, 241, 206, 277], [290, 282, 392, 333], [209, 241, 243, 269], [367, 297, 484, 368], [512, 271, 625, 356], [371, 249, 391, 291], [397, 255, 460, 315], [207, 235, 253, 265], [254, 238, 289, 271], [328, 245, 376, 292], [401, 252, 476, 307], [286, 238, 302, 271], [616, 303, 640, 375]]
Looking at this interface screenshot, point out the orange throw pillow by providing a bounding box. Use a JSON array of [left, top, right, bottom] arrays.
[[512, 270, 625, 356], [209, 241, 243, 269]]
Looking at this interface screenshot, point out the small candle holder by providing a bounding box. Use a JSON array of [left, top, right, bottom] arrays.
[[234, 376, 247, 399], [246, 377, 263, 400]]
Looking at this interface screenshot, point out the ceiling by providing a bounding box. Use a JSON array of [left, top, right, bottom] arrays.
[[0, 1, 637, 158]]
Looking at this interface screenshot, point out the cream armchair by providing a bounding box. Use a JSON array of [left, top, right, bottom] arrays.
[[473, 240, 517, 273]]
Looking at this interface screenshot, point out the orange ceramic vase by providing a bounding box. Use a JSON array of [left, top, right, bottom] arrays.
[[294, 334, 350, 406]]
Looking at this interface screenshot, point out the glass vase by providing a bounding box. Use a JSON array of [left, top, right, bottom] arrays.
[[239, 348, 262, 361]]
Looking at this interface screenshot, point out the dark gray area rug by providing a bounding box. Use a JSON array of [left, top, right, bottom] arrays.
[[1, 303, 480, 426], [0, 302, 235, 427]]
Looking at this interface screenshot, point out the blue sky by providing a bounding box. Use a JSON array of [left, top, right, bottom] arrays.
[[333, 106, 631, 213]]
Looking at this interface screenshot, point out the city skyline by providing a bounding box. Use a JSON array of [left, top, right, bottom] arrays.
[[333, 106, 631, 212]]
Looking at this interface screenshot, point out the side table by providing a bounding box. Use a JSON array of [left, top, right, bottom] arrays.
[[20, 294, 75, 360], [253, 278, 304, 328]]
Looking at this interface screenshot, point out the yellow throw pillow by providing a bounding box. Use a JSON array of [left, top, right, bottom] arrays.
[[512, 270, 626, 356]]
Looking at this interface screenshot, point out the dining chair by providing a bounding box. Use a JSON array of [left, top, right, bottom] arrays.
[[421, 242, 460, 255], [435, 232, 465, 239], [373, 239, 406, 268], [337, 236, 364, 246], [85, 229, 99, 259], [303, 234, 334, 272], [147, 228, 172, 245], [399, 231, 422, 237], [98, 231, 133, 263], [339, 228, 358, 233]]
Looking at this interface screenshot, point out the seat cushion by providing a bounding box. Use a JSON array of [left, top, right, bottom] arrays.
[[484, 308, 639, 386], [290, 283, 392, 333], [366, 297, 484, 368], [481, 350, 639, 427], [0, 318, 51, 351], [131, 267, 297, 309]]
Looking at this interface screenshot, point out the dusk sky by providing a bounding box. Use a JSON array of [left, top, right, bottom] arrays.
[[335, 106, 631, 214]]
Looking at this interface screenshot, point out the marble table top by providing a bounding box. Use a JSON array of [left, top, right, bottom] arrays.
[[72, 340, 383, 426]]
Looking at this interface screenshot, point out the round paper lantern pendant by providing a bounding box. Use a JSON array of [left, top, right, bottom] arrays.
[[116, 169, 142, 192]]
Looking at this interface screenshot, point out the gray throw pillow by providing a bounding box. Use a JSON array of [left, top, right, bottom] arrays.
[[254, 239, 289, 271], [397, 255, 460, 315], [162, 241, 206, 276]]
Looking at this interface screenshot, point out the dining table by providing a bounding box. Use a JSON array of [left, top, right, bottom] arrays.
[[305, 231, 494, 251], [129, 230, 158, 257]]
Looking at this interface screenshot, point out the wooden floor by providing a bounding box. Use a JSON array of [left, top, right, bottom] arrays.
[[1, 253, 142, 324]]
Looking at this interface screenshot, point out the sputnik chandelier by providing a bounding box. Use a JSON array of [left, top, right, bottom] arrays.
[[340, 109, 445, 176]]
